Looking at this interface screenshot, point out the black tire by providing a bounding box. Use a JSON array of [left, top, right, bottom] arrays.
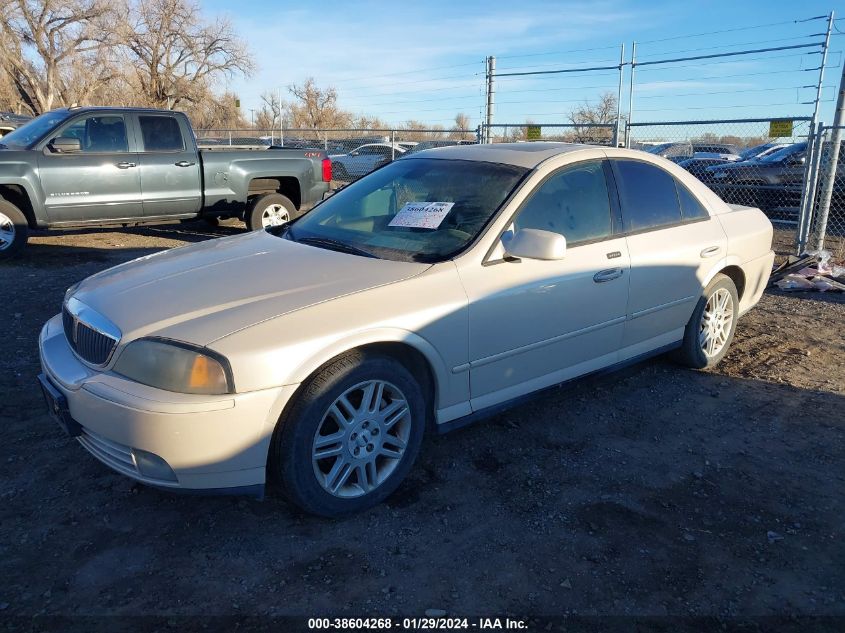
[[0, 198, 29, 259], [675, 273, 739, 369], [202, 215, 221, 228], [269, 350, 426, 517], [245, 193, 297, 231]]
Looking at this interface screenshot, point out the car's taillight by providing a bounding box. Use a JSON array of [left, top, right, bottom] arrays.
[[322, 157, 332, 182]]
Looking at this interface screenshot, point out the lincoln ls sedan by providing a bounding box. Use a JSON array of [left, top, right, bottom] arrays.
[[38, 143, 775, 517]]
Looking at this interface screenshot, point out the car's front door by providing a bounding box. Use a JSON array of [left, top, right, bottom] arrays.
[[133, 114, 202, 217], [36, 113, 143, 223], [459, 159, 631, 411], [610, 159, 727, 358]]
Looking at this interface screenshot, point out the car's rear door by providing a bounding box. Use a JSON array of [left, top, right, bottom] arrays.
[[460, 159, 631, 410], [36, 112, 143, 223], [610, 158, 727, 359], [133, 113, 202, 217]]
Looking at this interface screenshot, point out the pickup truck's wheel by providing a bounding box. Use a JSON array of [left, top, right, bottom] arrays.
[[675, 273, 739, 369], [269, 351, 426, 517], [246, 193, 296, 231], [0, 199, 28, 258]]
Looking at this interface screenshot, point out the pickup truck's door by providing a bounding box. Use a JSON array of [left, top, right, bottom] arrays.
[[36, 113, 143, 223], [133, 114, 202, 217]]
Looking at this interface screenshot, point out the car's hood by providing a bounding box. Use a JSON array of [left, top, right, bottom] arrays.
[[72, 230, 430, 346]]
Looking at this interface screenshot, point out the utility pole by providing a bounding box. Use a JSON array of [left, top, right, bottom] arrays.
[[813, 11, 843, 251], [797, 10, 834, 250], [278, 87, 284, 147], [249, 109, 255, 127], [485, 56, 495, 144]]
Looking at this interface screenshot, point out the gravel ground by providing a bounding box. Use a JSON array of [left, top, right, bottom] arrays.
[[1, 223, 843, 629]]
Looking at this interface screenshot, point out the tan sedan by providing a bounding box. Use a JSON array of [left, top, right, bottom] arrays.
[[38, 143, 774, 516]]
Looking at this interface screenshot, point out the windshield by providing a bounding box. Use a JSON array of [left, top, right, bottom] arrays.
[[0, 110, 69, 149], [288, 158, 528, 262], [759, 142, 806, 163]]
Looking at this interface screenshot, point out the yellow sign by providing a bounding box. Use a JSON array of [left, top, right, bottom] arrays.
[[526, 125, 542, 141], [235, 99, 241, 108], [769, 120, 793, 137]]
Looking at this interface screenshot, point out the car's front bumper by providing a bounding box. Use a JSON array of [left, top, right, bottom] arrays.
[[38, 314, 298, 495]]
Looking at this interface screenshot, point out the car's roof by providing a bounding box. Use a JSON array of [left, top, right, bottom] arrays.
[[408, 142, 615, 169]]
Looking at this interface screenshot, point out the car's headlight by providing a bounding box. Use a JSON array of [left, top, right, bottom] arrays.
[[113, 338, 233, 395]]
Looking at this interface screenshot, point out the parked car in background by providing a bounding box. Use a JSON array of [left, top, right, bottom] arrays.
[[646, 141, 741, 163], [705, 142, 808, 212], [680, 142, 789, 184], [0, 106, 331, 257], [0, 112, 32, 136], [330, 143, 406, 179], [39, 142, 774, 516]]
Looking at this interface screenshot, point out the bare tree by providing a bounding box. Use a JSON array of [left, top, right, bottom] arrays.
[[0, 0, 117, 114], [450, 112, 472, 140], [287, 78, 351, 139], [255, 91, 283, 130], [119, 0, 254, 109], [567, 91, 619, 144]]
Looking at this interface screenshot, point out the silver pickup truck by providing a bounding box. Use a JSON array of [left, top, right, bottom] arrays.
[[0, 106, 331, 257]]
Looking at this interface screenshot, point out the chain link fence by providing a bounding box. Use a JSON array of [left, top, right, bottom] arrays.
[[627, 119, 812, 232], [483, 123, 617, 145], [195, 127, 479, 186]]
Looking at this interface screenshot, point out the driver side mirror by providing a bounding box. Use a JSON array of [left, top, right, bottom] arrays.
[[48, 137, 82, 154], [505, 228, 567, 261]]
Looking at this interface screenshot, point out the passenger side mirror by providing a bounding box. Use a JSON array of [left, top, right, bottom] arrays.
[[505, 228, 567, 261], [48, 137, 82, 154]]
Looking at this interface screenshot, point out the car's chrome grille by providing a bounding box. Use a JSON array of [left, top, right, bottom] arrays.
[[62, 304, 118, 365]]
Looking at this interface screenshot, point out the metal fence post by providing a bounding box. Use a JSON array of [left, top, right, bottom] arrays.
[[614, 43, 625, 148], [391, 130, 396, 160], [625, 42, 636, 148], [797, 122, 826, 253], [485, 56, 495, 144], [813, 53, 845, 250]]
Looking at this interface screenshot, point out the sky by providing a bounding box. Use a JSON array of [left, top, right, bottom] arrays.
[[201, 0, 844, 133]]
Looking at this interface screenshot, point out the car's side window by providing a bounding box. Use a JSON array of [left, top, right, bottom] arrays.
[[513, 160, 612, 245], [57, 115, 128, 153], [612, 159, 682, 232], [138, 116, 184, 152], [675, 180, 710, 220]]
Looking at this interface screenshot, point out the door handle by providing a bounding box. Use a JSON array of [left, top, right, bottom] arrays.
[[700, 245, 721, 258], [116, 161, 136, 169], [175, 161, 196, 167], [593, 268, 624, 283]]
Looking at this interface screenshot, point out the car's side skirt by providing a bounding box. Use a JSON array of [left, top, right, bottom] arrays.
[[435, 340, 682, 435]]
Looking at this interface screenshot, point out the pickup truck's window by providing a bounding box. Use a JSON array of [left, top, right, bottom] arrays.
[[613, 160, 682, 232], [60, 115, 128, 153], [139, 116, 184, 152], [288, 158, 528, 262], [514, 161, 611, 244], [676, 181, 710, 220]]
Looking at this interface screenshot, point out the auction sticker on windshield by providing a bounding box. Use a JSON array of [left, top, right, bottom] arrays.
[[388, 202, 455, 229]]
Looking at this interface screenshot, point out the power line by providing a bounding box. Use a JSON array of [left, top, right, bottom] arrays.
[[637, 16, 826, 45], [636, 33, 826, 59], [329, 60, 485, 85], [496, 44, 620, 61]]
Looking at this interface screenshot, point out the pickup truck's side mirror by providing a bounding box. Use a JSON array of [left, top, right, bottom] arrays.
[[48, 137, 82, 154], [505, 228, 567, 261]]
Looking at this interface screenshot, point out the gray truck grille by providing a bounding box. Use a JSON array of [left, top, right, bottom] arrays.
[[62, 304, 118, 365]]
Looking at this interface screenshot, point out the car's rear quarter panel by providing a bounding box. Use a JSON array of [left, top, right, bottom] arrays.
[[716, 205, 775, 314]]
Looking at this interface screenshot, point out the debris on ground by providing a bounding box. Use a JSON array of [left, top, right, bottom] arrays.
[[771, 250, 845, 292]]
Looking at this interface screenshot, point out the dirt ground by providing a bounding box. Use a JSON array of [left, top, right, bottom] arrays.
[[1, 223, 843, 629]]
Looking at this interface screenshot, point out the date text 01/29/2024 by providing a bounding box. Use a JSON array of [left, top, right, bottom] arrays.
[[306, 617, 528, 630]]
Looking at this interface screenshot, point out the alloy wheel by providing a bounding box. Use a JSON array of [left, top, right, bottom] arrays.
[[699, 287, 734, 358], [311, 380, 412, 498], [0, 211, 15, 251], [261, 204, 290, 228]]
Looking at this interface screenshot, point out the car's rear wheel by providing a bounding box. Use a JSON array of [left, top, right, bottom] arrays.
[[269, 351, 426, 517], [0, 199, 28, 259], [246, 193, 296, 231], [675, 273, 739, 369]]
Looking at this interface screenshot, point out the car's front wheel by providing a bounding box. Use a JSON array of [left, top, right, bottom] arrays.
[[676, 273, 739, 369], [269, 351, 426, 517]]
